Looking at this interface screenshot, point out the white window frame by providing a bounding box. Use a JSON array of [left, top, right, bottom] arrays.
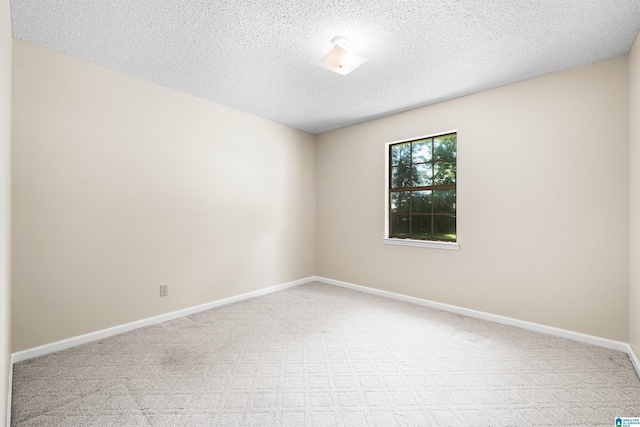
[[383, 130, 460, 251]]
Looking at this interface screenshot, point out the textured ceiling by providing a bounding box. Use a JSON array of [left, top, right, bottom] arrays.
[[10, 0, 640, 134]]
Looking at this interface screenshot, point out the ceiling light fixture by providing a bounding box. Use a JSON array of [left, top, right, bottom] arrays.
[[318, 36, 368, 76]]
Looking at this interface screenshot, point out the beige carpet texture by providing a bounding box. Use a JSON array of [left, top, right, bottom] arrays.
[[10, 282, 640, 426]]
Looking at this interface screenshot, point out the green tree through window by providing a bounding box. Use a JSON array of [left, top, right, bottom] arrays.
[[389, 133, 456, 241]]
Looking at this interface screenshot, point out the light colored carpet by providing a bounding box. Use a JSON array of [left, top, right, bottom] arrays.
[[10, 282, 640, 426]]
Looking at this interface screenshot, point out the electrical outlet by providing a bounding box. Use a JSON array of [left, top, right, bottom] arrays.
[[159, 285, 168, 297]]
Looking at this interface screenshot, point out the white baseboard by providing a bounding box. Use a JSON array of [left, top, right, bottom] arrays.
[[627, 344, 640, 378], [6, 353, 13, 427], [11, 276, 316, 364], [315, 276, 631, 354]]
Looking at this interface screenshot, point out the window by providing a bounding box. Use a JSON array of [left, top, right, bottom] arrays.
[[385, 132, 457, 248]]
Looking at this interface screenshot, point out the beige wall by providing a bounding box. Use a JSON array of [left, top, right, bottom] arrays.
[[630, 33, 640, 355], [11, 39, 316, 352], [317, 56, 629, 341], [0, 0, 10, 423]]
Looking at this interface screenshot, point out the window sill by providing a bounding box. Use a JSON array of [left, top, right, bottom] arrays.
[[382, 238, 460, 251]]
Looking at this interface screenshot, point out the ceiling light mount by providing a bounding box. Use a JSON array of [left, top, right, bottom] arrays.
[[318, 36, 368, 76], [331, 36, 350, 48]]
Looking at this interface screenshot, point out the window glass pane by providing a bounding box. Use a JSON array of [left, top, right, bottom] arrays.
[[412, 215, 432, 239], [388, 133, 457, 243], [433, 161, 456, 185], [391, 165, 411, 188], [411, 190, 432, 213], [433, 215, 456, 241], [411, 139, 432, 163], [412, 163, 432, 187], [390, 214, 410, 236], [390, 192, 410, 213], [434, 134, 456, 160], [391, 143, 411, 165], [433, 189, 456, 213]]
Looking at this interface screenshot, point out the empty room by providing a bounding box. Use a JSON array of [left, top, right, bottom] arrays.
[[2, 0, 640, 425]]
